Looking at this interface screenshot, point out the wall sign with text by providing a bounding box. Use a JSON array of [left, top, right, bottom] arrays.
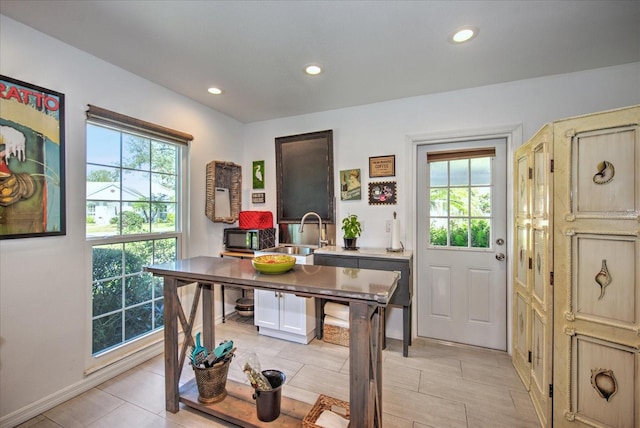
[[369, 155, 395, 178], [252, 192, 265, 204]]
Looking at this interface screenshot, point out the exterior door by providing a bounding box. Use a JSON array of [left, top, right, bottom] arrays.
[[417, 138, 507, 350]]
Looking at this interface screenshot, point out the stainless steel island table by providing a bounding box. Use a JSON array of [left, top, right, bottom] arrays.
[[145, 256, 399, 428]]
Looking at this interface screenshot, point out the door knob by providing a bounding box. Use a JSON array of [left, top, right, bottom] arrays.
[[496, 253, 506, 261]]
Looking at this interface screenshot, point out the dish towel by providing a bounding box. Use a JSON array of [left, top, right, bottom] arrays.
[[315, 410, 350, 428], [324, 302, 349, 321]]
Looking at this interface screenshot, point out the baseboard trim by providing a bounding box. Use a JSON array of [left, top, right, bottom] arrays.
[[1, 316, 220, 428], [1, 342, 164, 428], [385, 327, 402, 340]]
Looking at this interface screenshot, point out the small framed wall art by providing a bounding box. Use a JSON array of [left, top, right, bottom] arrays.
[[339, 168, 361, 201], [253, 160, 265, 189], [368, 181, 397, 205], [252, 192, 266, 204], [369, 155, 395, 178]]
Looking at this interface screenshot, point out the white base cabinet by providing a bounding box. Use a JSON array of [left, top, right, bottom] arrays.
[[254, 289, 316, 344]]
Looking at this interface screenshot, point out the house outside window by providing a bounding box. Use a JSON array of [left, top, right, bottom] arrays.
[[86, 106, 191, 356], [87, 203, 96, 219]]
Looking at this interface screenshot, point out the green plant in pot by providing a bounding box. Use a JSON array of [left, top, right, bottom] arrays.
[[341, 214, 362, 249]]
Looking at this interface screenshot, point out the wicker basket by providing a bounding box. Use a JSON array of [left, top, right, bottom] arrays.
[[205, 160, 242, 224], [303, 394, 350, 427], [323, 323, 349, 347], [192, 359, 231, 404]]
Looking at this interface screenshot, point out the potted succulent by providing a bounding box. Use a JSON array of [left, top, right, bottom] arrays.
[[341, 214, 362, 250]]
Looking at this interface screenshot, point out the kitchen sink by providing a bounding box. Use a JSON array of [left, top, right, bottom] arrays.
[[261, 245, 314, 256]]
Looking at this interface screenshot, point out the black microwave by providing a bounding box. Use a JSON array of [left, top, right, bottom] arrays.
[[223, 228, 276, 252]]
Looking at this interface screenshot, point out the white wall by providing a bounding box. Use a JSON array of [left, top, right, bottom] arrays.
[[241, 62, 640, 342], [243, 63, 640, 250], [0, 16, 243, 424], [2, 11, 640, 426]]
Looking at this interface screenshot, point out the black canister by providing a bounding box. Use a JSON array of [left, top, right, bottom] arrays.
[[252, 370, 286, 422]]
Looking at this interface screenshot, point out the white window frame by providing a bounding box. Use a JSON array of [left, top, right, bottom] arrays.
[[84, 106, 190, 374], [426, 148, 495, 250]]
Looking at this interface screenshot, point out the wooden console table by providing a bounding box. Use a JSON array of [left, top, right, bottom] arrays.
[[145, 256, 399, 428]]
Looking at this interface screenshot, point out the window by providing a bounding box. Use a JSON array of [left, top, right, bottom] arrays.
[[428, 148, 494, 249], [86, 105, 191, 356]]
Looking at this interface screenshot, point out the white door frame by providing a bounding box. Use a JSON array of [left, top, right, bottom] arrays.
[[405, 124, 522, 354]]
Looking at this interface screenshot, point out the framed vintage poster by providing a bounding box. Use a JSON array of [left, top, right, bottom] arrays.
[[0, 75, 66, 239], [340, 168, 361, 200], [369, 155, 395, 178], [368, 181, 397, 205], [252, 160, 265, 189]]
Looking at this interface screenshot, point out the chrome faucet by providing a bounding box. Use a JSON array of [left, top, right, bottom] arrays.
[[299, 211, 329, 248]]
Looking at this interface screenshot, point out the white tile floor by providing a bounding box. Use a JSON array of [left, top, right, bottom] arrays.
[[17, 320, 540, 427]]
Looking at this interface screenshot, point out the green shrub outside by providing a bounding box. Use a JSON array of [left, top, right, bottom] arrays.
[[92, 245, 161, 354], [430, 219, 490, 248]]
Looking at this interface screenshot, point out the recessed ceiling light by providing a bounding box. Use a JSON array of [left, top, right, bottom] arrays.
[[207, 87, 223, 95], [450, 27, 478, 44], [304, 64, 322, 75]]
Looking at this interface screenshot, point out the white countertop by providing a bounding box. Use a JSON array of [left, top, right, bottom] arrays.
[[314, 245, 413, 260]]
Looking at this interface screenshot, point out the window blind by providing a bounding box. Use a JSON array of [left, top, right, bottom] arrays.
[[427, 147, 495, 163], [86, 104, 193, 145]]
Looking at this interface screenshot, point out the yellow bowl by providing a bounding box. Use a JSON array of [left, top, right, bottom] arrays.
[[251, 255, 296, 274]]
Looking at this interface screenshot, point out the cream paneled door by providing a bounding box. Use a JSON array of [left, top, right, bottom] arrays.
[[417, 138, 507, 350], [512, 124, 554, 427], [553, 106, 640, 427]]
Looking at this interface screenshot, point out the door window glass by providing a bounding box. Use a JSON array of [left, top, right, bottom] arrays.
[[428, 153, 493, 248]]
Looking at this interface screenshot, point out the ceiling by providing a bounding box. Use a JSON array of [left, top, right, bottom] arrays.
[[2, 1, 639, 123]]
